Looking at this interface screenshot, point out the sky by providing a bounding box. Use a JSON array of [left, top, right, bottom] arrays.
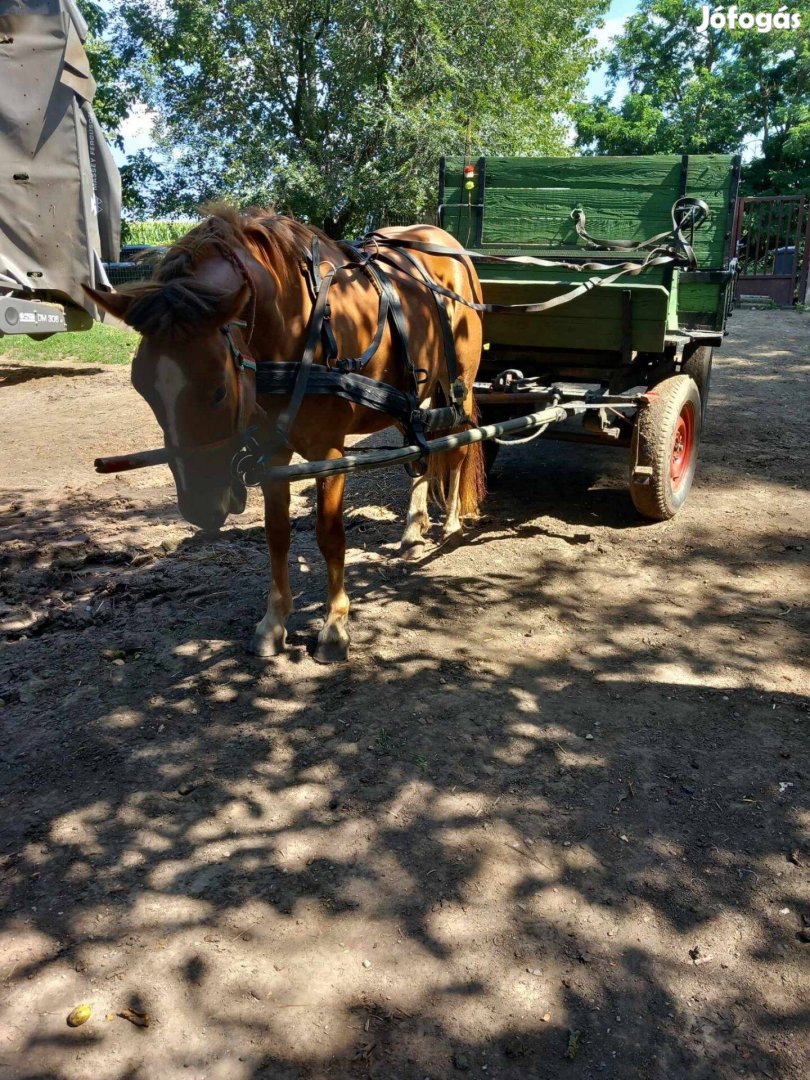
[[111, 0, 641, 166], [587, 0, 638, 99]]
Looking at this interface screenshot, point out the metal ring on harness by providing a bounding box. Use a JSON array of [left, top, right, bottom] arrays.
[[230, 430, 267, 488], [359, 235, 381, 261]]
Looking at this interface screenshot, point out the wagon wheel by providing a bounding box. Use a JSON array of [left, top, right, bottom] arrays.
[[629, 375, 702, 521], [680, 343, 713, 422]]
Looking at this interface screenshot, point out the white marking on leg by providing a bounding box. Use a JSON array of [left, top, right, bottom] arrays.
[[402, 473, 430, 549], [401, 396, 431, 551], [253, 583, 293, 656], [155, 355, 189, 486], [443, 464, 462, 539]]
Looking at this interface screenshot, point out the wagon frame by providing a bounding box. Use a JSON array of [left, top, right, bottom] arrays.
[[436, 152, 742, 518]]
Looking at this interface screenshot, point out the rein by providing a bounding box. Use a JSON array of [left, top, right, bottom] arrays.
[[95, 202, 705, 482], [165, 251, 263, 466], [231, 206, 701, 484]]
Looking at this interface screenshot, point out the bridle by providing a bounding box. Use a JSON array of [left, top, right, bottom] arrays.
[[220, 318, 258, 428], [154, 250, 265, 471]]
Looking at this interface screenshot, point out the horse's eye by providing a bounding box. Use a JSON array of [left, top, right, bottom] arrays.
[[212, 386, 227, 405]]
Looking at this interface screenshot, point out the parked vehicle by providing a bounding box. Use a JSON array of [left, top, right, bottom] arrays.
[[438, 153, 741, 518], [0, 0, 120, 339]]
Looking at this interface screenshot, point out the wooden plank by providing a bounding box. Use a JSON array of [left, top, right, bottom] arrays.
[[441, 154, 736, 270], [475, 262, 671, 288], [683, 155, 734, 266], [483, 156, 682, 252], [480, 280, 669, 353], [677, 282, 722, 313]]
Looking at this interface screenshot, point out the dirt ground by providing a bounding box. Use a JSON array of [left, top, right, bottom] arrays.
[[0, 309, 808, 1080]]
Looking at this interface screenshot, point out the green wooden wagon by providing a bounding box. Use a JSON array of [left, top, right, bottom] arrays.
[[438, 153, 741, 519]]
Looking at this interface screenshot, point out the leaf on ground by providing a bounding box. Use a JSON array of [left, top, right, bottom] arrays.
[[117, 1008, 151, 1028]]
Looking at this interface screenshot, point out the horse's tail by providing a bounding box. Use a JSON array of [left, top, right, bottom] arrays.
[[427, 399, 486, 521], [458, 434, 487, 520]]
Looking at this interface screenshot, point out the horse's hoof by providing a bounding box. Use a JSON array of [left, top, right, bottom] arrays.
[[440, 527, 463, 548], [313, 637, 349, 664], [400, 538, 427, 561], [248, 628, 286, 657]]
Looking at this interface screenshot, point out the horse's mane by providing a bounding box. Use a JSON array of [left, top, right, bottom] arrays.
[[121, 205, 331, 338]]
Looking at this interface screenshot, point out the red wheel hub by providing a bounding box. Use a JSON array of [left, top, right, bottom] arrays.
[[670, 403, 695, 488]]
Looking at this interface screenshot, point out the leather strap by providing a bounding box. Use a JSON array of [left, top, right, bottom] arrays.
[[374, 245, 468, 420], [365, 236, 677, 316], [271, 268, 337, 453]]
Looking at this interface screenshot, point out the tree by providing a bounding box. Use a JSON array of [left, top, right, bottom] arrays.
[[78, 0, 157, 214], [77, 0, 138, 149], [113, 0, 609, 231], [574, 0, 810, 193]]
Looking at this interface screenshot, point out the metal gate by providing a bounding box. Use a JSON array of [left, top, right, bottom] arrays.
[[732, 195, 810, 307]]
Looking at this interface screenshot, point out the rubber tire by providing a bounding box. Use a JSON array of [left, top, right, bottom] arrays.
[[629, 375, 702, 521], [680, 343, 713, 422]]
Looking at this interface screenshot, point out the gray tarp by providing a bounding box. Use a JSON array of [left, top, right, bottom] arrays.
[[0, 0, 121, 317]]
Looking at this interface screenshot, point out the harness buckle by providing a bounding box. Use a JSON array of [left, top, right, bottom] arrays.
[[451, 377, 467, 404], [228, 426, 269, 488]]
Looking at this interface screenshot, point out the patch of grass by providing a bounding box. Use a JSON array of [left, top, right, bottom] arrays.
[[415, 753, 429, 772], [123, 219, 198, 245], [0, 322, 139, 366], [375, 728, 402, 755]]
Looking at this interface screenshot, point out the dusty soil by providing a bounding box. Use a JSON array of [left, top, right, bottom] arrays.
[[0, 309, 808, 1080]]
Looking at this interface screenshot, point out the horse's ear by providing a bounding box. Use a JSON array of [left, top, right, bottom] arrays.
[[82, 285, 135, 323]]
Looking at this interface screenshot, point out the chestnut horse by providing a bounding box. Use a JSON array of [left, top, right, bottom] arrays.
[[85, 207, 484, 662]]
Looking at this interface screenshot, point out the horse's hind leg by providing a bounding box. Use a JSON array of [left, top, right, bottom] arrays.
[[440, 439, 484, 543], [250, 472, 294, 657], [314, 467, 351, 664], [400, 471, 430, 556], [441, 446, 465, 542]]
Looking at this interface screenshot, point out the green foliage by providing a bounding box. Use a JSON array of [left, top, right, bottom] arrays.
[[575, 0, 810, 194], [114, 0, 609, 232], [77, 0, 151, 213], [122, 219, 199, 245], [77, 0, 142, 149], [0, 324, 139, 366]]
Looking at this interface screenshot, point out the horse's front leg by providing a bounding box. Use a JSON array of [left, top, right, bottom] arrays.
[[250, 468, 294, 657], [313, 464, 350, 664]]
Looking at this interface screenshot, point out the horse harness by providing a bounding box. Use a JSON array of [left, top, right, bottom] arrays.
[[217, 198, 709, 487], [224, 235, 473, 485]]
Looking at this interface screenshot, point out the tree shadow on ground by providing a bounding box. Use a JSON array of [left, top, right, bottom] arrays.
[[1, 516, 808, 1078], [0, 312, 808, 1079]]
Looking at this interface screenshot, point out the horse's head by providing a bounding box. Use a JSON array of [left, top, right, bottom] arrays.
[[85, 268, 256, 532], [87, 208, 328, 529]]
